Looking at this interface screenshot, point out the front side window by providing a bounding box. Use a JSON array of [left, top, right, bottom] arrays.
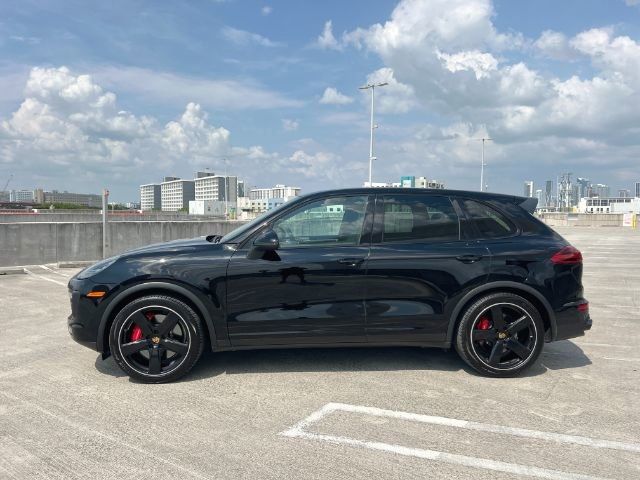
[[271, 196, 368, 247], [459, 199, 517, 238], [381, 195, 459, 242]]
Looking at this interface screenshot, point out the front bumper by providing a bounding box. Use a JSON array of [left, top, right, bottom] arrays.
[[67, 277, 114, 352], [554, 300, 592, 341]]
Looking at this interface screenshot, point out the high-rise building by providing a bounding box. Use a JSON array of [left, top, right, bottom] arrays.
[[194, 172, 238, 204], [535, 189, 544, 208], [618, 189, 631, 198], [635, 181, 640, 198], [576, 178, 590, 199], [161, 178, 195, 211], [140, 184, 161, 210], [524, 181, 534, 198], [545, 180, 554, 207], [592, 183, 610, 198]]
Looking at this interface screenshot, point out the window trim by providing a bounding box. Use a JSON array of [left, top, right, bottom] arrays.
[[372, 193, 463, 245], [240, 194, 374, 250], [454, 196, 520, 240]]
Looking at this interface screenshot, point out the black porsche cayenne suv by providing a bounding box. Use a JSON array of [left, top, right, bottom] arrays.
[[68, 188, 591, 383]]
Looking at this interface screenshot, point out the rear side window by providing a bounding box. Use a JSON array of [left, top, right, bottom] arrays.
[[459, 199, 516, 238], [381, 195, 459, 242]]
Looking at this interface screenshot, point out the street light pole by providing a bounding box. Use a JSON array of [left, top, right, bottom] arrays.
[[474, 137, 492, 191], [359, 82, 388, 186]]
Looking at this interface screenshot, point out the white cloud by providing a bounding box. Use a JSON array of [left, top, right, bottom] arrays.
[[320, 87, 353, 105], [364, 68, 418, 114], [261, 6, 272, 15], [0, 66, 286, 194], [437, 50, 498, 79], [624, 0, 639, 6], [221, 26, 283, 47], [92, 65, 301, 110], [533, 30, 577, 60], [317, 20, 342, 50], [282, 118, 299, 131]]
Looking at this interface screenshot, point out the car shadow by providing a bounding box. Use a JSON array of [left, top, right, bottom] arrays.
[[94, 340, 591, 383]]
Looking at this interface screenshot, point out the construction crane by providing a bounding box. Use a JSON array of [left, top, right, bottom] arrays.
[[2, 174, 13, 192]]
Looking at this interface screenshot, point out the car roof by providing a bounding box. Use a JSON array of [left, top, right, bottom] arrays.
[[298, 187, 527, 204]]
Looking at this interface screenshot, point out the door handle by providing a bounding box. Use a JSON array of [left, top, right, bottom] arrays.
[[337, 257, 365, 267], [456, 254, 483, 264]]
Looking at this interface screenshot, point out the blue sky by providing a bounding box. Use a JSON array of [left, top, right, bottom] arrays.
[[0, 0, 639, 201]]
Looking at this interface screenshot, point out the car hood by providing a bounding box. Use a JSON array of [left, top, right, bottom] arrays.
[[122, 236, 222, 256]]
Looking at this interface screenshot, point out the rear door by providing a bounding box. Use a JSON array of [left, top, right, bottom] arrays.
[[364, 193, 490, 344]]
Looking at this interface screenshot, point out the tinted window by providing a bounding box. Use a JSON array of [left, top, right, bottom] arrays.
[[460, 199, 516, 238], [272, 196, 368, 247], [381, 195, 459, 242]]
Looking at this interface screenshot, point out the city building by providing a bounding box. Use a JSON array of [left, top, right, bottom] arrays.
[[635, 181, 640, 198], [194, 171, 238, 205], [576, 178, 590, 199], [365, 176, 445, 189], [140, 184, 161, 210], [524, 181, 534, 198], [9, 190, 35, 202], [188, 200, 235, 216], [249, 184, 301, 200], [591, 183, 610, 198], [535, 189, 544, 208], [363, 182, 400, 188], [545, 180, 554, 207], [618, 189, 631, 198], [160, 177, 195, 211], [35, 190, 102, 207], [579, 197, 640, 214]]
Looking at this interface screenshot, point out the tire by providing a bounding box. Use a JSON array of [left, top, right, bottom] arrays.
[[109, 295, 205, 383], [455, 292, 544, 377]]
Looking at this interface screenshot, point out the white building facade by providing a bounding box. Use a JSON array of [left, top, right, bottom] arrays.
[[160, 179, 195, 211], [140, 184, 161, 210]]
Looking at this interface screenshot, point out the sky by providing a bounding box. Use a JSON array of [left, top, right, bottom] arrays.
[[0, 0, 639, 202]]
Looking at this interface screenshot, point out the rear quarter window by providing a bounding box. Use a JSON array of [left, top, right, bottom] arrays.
[[458, 198, 517, 239]]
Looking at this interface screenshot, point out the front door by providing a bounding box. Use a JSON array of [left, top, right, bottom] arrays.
[[226, 194, 372, 346], [365, 193, 491, 344]]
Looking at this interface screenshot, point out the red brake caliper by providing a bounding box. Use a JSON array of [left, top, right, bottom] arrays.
[[476, 316, 491, 330], [129, 312, 154, 342]]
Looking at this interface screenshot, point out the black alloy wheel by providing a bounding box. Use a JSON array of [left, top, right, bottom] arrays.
[[455, 292, 544, 377], [109, 295, 204, 383]]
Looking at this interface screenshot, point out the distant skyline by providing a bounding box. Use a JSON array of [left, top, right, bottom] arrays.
[[1, 0, 639, 202]]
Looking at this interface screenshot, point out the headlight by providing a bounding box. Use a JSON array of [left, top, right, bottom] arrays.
[[76, 256, 119, 279]]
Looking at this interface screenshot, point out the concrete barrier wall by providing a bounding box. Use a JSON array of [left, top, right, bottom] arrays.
[[0, 221, 245, 267], [0, 213, 225, 223], [538, 213, 625, 227]]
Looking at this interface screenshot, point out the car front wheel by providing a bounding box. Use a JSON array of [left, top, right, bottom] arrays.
[[455, 292, 544, 377], [109, 295, 204, 383]]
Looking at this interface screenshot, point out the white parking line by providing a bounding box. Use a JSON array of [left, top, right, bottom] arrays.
[[39, 265, 70, 278], [281, 403, 640, 480], [23, 268, 67, 287]]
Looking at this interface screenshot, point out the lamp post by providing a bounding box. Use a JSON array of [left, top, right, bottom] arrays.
[[474, 137, 492, 191], [359, 82, 388, 186]]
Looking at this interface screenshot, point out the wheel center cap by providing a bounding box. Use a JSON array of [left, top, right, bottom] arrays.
[[498, 331, 508, 340], [151, 336, 161, 345]]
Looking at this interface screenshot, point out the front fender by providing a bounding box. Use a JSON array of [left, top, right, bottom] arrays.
[[97, 280, 221, 353]]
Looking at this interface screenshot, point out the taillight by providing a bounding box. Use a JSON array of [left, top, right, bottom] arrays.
[[551, 246, 583, 265], [577, 302, 589, 313]]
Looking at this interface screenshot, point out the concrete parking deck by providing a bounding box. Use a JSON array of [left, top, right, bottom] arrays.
[[1, 227, 639, 479]]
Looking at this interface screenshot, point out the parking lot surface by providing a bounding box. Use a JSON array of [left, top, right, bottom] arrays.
[[1, 227, 639, 479]]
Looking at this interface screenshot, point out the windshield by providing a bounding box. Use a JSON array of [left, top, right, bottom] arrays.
[[220, 196, 305, 243]]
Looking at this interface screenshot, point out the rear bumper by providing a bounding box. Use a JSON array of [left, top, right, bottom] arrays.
[[553, 300, 592, 341]]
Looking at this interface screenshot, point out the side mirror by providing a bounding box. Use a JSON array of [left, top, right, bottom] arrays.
[[253, 229, 280, 251]]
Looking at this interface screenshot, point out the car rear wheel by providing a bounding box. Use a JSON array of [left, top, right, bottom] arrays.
[[109, 295, 204, 383], [455, 292, 544, 377]]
